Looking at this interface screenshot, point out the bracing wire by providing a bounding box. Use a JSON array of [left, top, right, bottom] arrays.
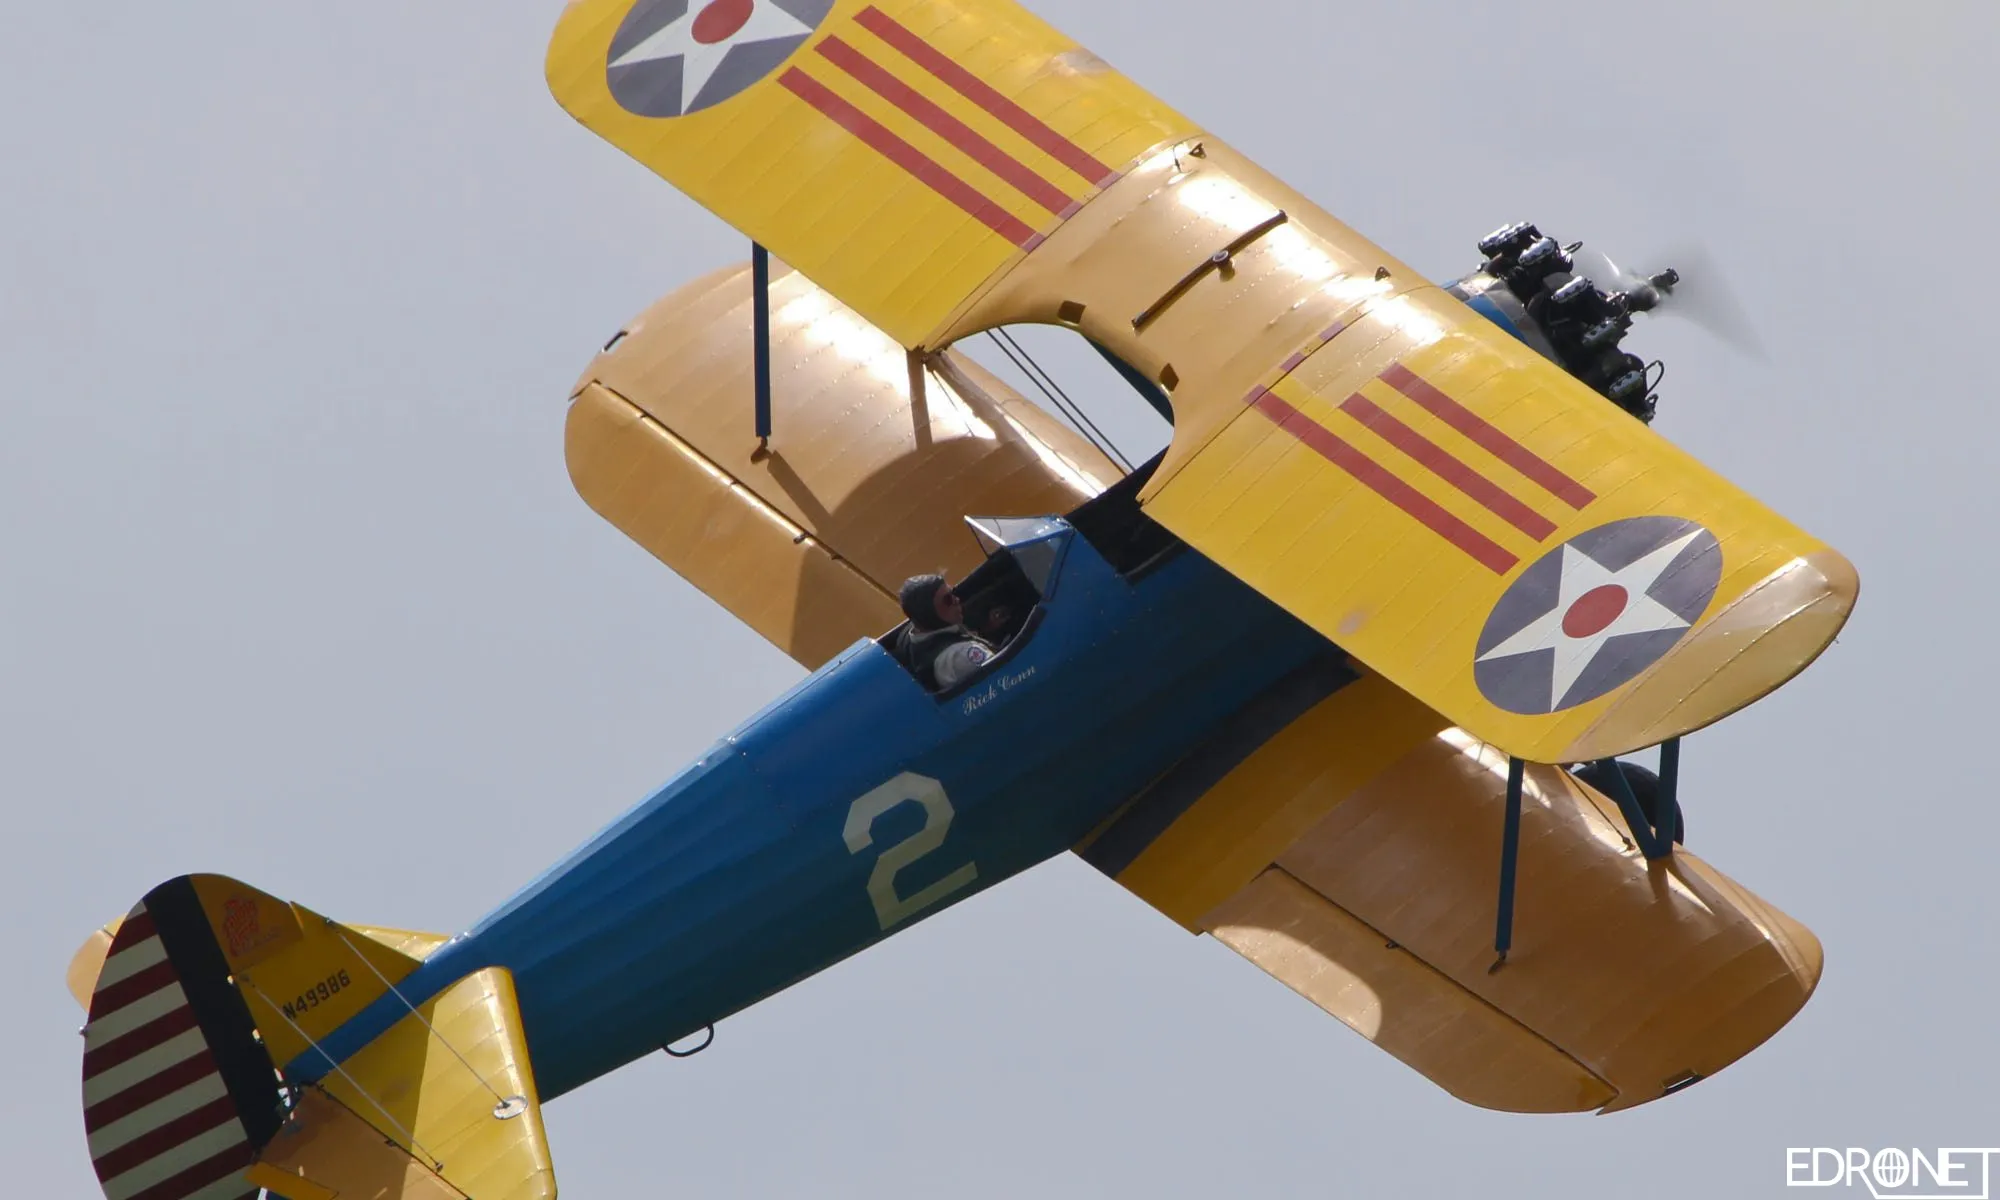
[[984, 332, 1128, 474], [983, 330, 1134, 472], [983, 331, 1092, 450], [329, 924, 513, 1109], [241, 980, 445, 1172]]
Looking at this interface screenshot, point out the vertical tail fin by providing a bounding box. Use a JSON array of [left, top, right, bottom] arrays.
[[74, 874, 556, 1200], [81, 877, 283, 1200]]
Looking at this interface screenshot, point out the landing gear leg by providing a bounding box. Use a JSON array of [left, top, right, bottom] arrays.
[[1492, 741, 1689, 969]]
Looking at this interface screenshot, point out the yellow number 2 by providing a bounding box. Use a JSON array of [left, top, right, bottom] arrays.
[[843, 773, 980, 931]]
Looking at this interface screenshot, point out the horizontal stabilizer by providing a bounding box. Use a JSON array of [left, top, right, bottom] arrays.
[[253, 967, 555, 1200], [67, 920, 121, 1011]]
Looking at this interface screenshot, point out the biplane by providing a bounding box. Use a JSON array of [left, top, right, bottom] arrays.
[[68, 0, 1857, 1196]]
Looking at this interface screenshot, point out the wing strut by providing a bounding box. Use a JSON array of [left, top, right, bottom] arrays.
[[1492, 738, 1689, 968], [1597, 738, 1683, 861], [1490, 756, 1526, 972], [752, 241, 772, 448]]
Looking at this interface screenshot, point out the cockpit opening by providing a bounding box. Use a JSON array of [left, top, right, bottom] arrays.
[[878, 522, 1056, 698], [878, 325, 1183, 698]]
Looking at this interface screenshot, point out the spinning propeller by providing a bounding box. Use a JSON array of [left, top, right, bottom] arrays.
[[1568, 242, 1767, 360]]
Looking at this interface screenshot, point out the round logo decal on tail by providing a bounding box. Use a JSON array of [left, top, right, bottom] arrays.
[[1474, 516, 1722, 715], [606, 0, 834, 118]]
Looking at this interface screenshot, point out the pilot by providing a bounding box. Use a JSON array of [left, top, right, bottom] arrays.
[[893, 573, 994, 691]]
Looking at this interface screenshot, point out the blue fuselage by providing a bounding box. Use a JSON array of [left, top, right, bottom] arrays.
[[293, 526, 1336, 1099]]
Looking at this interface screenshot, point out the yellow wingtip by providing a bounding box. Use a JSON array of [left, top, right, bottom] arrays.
[[1565, 545, 1859, 762]]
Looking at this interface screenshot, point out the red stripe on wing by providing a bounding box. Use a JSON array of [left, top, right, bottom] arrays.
[[1339, 393, 1557, 540], [779, 68, 1038, 248], [814, 37, 1074, 215], [1379, 362, 1595, 509], [1250, 390, 1518, 574], [853, 6, 1117, 186]]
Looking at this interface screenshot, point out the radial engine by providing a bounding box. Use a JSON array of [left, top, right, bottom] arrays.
[[1448, 222, 1678, 424]]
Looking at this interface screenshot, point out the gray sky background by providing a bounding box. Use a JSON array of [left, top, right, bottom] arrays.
[[6, 2, 1996, 1196]]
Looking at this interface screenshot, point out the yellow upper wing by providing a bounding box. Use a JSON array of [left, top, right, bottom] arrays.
[[1140, 288, 1858, 763], [547, 0, 1191, 348], [548, 0, 1855, 760]]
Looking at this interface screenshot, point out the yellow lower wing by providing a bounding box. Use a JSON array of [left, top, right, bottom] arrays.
[[1087, 675, 1822, 1113]]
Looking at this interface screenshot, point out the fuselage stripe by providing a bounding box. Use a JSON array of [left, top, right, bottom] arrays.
[[779, 68, 1038, 248]]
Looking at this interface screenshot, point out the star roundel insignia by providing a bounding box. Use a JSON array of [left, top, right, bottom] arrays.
[[1473, 516, 1723, 716], [605, 0, 834, 118]]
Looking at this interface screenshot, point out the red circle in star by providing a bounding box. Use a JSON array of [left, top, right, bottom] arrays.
[[692, 0, 754, 44], [1562, 584, 1629, 639]]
